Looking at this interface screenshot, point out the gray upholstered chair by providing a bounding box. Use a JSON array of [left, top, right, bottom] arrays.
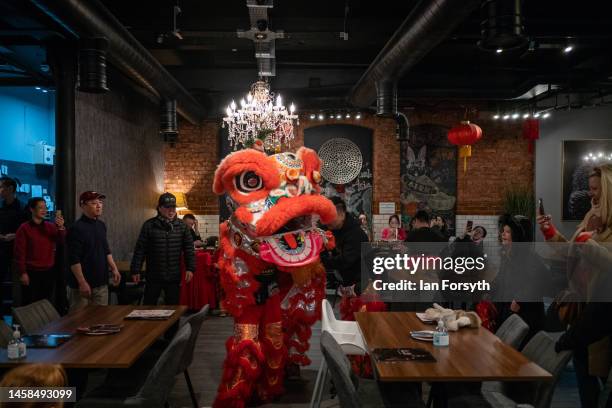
[[481, 331, 572, 408], [76, 323, 191, 407], [0, 320, 12, 347], [178, 305, 209, 408], [320, 331, 424, 408], [599, 365, 612, 408], [102, 305, 209, 408], [495, 314, 530, 350], [12, 299, 60, 334]]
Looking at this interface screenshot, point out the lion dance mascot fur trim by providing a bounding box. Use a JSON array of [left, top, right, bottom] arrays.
[[212, 147, 336, 407]]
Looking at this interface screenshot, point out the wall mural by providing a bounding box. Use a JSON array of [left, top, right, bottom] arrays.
[[562, 139, 612, 220], [304, 125, 373, 227], [401, 124, 457, 235]]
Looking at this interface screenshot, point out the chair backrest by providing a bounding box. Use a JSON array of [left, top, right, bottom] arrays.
[[0, 320, 12, 348], [495, 314, 529, 349], [503, 331, 572, 408], [321, 299, 336, 333], [127, 324, 191, 406], [320, 331, 361, 408], [598, 365, 612, 408], [178, 304, 209, 372], [12, 299, 60, 334]]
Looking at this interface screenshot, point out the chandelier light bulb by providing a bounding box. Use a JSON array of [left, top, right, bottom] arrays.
[[318, 114, 324, 120], [226, 107, 232, 117], [240, 99, 246, 107], [247, 93, 253, 102], [230, 100, 236, 110], [290, 103, 295, 113], [276, 95, 282, 107]]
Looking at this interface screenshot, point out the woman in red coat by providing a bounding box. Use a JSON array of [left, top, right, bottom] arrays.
[[14, 198, 65, 305]]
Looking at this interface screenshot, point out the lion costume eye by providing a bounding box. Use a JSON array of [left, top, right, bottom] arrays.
[[236, 171, 263, 193]]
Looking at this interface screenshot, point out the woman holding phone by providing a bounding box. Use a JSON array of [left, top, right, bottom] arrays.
[[538, 164, 612, 408], [381, 214, 406, 241]]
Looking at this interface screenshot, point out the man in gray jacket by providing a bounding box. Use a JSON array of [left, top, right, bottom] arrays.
[[131, 193, 195, 305]]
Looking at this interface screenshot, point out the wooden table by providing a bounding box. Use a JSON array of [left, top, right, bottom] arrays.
[[0, 305, 186, 368], [355, 312, 553, 382]]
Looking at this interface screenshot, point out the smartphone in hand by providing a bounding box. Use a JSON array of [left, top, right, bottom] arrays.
[[538, 198, 545, 216], [466, 220, 473, 233]]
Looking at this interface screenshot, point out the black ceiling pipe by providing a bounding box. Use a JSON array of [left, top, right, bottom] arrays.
[[376, 79, 397, 117], [348, 0, 481, 108], [30, 0, 205, 124], [478, 0, 527, 52], [160, 99, 178, 145], [78, 37, 109, 93]]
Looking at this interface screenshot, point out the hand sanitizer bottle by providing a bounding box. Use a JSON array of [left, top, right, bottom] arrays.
[[433, 319, 449, 347], [7, 325, 20, 360]]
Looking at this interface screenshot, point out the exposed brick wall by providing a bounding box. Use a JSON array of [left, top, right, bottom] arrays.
[[163, 109, 533, 218], [164, 120, 219, 215]]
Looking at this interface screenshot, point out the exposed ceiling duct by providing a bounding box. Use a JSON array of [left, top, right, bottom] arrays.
[[478, 0, 527, 52], [77, 37, 109, 93], [348, 0, 481, 109], [30, 0, 205, 123], [237, 0, 284, 77]]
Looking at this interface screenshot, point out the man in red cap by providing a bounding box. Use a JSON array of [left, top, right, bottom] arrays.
[[66, 191, 121, 311]]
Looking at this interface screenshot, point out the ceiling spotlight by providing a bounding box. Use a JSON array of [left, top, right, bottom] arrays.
[[309, 114, 316, 120], [336, 114, 342, 119], [511, 113, 519, 119], [355, 113, 362, 119], [496, 48, 503, 54], [42, 89, 48, 93], [35, 86, 41, 90], [318, 114, 324, 120], [563, 45, 574, 53], [598, 152, 604, 157], [502, 114, 510, 120], [345, 113, 351, 119], [542, 112, 550, 118], [533, 112, 541, 118], [523, 113, 530, 119], [493, 114, 500, 120], [231, 48, 238, 52]]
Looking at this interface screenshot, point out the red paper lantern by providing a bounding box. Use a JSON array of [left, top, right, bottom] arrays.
[[447, 121, 483, 173], [522, 118, 539, 153]]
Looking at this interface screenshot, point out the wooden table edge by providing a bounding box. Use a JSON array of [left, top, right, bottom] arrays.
[[0, 305, 188, 369], [355, 311, 554, 383]]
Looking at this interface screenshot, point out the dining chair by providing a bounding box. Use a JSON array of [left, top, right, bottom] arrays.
[[102, 305, 209, 407], [481, 331, 572, 408], [310, 299, 367, 408], [177, 304, 209, 408], [0, 320, 12, 347], [12, 299, 60, 334], [598, 365, 612, 408], [76, 323, 191, 407], [495, 314, 530, 350], [320, 331, 425, 408]]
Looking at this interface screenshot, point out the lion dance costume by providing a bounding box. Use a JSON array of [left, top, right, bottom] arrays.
[[212, 146, 336, 407]]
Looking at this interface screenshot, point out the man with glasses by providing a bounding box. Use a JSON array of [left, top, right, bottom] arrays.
[[130, 192, 195, 306], [67, 191, 121, 311]]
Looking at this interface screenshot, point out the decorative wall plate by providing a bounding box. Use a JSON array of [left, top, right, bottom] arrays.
[[318, 138, 363, 184]]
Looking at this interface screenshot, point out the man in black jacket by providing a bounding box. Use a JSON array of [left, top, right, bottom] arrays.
[[131, 193, 195, 305], [320, 197, 368, 294]]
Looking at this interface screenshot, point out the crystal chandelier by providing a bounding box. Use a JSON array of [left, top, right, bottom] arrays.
[[222, 80, 298, 151]]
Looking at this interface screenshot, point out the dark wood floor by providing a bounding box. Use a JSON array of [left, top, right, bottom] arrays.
[[166, 307, 582, 408]]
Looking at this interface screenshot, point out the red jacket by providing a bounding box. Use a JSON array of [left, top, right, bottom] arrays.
[[14, 220, 65, 275]]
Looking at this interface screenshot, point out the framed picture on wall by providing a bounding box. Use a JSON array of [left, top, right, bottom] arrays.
[[562, 139, 612, 221]]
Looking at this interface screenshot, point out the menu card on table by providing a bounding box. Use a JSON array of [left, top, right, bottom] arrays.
[[124, 310, 175, 320], [372, 348, 436, 362]]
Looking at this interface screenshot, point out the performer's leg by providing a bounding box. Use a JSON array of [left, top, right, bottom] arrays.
[[213, 306, 265, 408], [257, 294, 286, 402]]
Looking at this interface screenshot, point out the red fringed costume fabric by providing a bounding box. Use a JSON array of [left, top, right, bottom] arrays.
[[212, 147, 336, 407]]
